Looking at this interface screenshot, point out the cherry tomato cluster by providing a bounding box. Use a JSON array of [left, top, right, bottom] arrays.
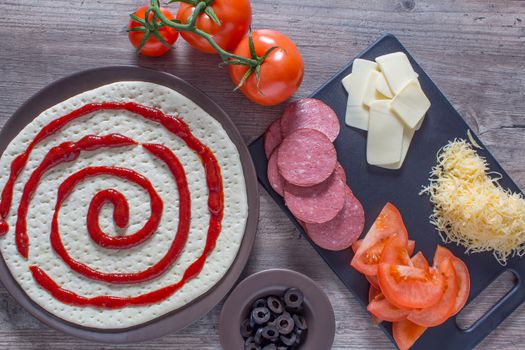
[[127, 1, 304, 106]]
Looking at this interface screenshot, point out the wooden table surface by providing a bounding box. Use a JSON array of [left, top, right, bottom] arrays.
[[1, 0, 524, 349]]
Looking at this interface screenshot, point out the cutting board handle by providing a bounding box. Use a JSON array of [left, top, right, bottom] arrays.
[[461, 268, 525, 341]]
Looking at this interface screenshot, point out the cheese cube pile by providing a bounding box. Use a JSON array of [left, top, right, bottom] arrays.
[[342, 52, 431, 169]]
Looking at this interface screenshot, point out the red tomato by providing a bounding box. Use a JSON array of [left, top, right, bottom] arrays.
[[229, 30, 304, 106], [434, 246, 471, 316], [411, 252, 430, 272], [407, 258, 458, 327], [368, 292, 411, 322], [368, 286, 383, 325], [128, 6, 179, 57], [369, 285, 381, 302], [377, 263, 445, 309], [352, 240, 380, 288], [351, 203, 409, 276], [407, 240, 415, 256], [351, 239, 362, 253], [176, 0, 251, 53], [380, 236, 411, 266], [366, 274, 380, 289], [393, 320, 427, 350]]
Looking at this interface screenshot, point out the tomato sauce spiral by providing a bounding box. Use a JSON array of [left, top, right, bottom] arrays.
[[0, 102, 224, 308]]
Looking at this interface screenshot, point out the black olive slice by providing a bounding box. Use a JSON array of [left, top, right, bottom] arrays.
[[280, 333, 297, 346], [275, 314, 294, 335], [261, 325, 279, 342], [252, 307, 271, 325], [292, 314, 307, 330], [244, 336, 255, 345], [283, 288, 304, 309], [241, 318, 254, 338], [254, 327, 264, 345], [267, 296, 285, 314], [295, 330, 303, 345], [244, 343, 261, 350], [252, 298, 267, 309], [262, 344, 277, 350]]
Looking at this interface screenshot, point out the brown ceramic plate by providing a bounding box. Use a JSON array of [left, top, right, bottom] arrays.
[[0, 66, 259, 343], [219, 269, 335, 349]]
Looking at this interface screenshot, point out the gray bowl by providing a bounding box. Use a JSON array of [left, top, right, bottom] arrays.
[[219, 269, 335, 350]]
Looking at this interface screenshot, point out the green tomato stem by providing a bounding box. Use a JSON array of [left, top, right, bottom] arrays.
[[146, 0, 259, 67]]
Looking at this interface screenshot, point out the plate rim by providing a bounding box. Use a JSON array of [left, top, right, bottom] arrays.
[[0, 65, 259, 343]]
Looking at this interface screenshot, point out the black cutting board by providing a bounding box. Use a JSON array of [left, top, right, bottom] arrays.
[[248, 33, 525, 349]]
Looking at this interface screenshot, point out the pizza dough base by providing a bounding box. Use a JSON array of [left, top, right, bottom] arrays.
[[0, 81, 248, 329]]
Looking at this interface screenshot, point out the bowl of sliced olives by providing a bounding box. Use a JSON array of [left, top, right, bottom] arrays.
[[219, 269, 335, 350]]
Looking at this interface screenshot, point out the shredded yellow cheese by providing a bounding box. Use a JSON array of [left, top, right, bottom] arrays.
[[421, 139, 525, 265]]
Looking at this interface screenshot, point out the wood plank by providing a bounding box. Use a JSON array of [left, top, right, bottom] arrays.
[[0, 0, 524, 348]]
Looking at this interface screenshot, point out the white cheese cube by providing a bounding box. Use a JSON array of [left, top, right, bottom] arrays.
[[391, 80, 431, 129], [366, 100, 404, 166], [376, 52, 418, 95], [375, 72, 393, 98]]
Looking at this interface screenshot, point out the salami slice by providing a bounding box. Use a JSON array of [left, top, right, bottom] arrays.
[[277, 129, 337, 187], [284, 172, 345, 224], [264, 118, 283, 159], [267, 149, 285, 196], [280, 98, 340, 142], [305, 187, 364, 251], [335, 162, 346, 183]]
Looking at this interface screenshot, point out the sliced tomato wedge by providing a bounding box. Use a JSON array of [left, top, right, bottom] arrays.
[[378, 263, 445, 309], [407, 258, 458, 327], [351, 239, 362, 253], [369, 285, 381, 302], [353, 241, 381, 288], [380, 235, 411, 266], [353, 238, 415, 256], [368, 292, 411, 322], [411, 252, 430, 272], [351, 203, 409, 275], [368, 286, 382, 325], [366, 274, 379, 289], [393, 319, 427, 350], [407, 240, 415, 256], [434, 246, 471, 316]]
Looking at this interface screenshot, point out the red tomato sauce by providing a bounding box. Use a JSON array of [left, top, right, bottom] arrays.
[[0, 102, 224, 308]]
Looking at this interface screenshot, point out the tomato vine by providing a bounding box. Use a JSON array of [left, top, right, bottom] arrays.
[[129, 0, 279, 87]]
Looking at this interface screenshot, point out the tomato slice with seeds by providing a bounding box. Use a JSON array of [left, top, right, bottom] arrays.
[[411, 252, 430, 272], [407, 258, 458, 327], [393, 319, 427, 350], [353, 238, 414, 256], [380, 235, 412, 266], [353, 240, 380, 288], [368, 292, 411, 322], [378, 263, 445, 309], [351, 203, 408, 276], [434, 246, 471, 316]]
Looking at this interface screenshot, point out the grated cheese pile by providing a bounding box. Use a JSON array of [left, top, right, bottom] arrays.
[[422, 139, 525, 265]]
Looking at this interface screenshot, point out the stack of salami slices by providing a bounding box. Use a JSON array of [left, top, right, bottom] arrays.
[[264, 98, 365, 251]]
